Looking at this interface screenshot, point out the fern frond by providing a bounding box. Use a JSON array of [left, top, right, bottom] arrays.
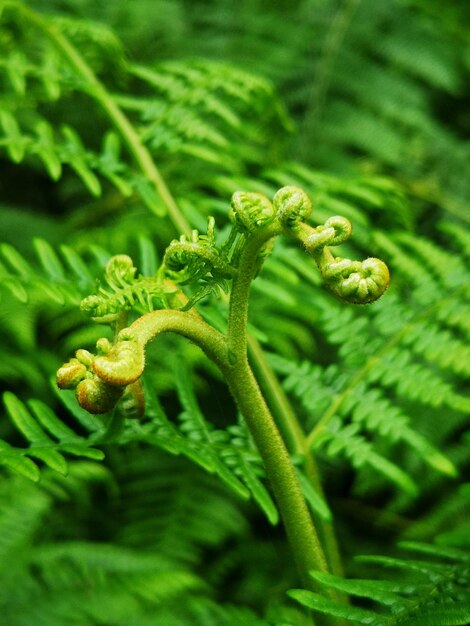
[[0, 392, 105, 480], [0, 4, 289, 228], [126, 59, 288, 171], [130, 362, 279, 525], [110, 448, 248, 563], [258, 188, 468, 498], [0, 238, 97, 305], [270, 351, 457, 491], [80, 253, 170, 321], [289, 542, 470, 625]]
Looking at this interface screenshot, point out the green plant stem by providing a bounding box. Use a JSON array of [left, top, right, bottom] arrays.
[[19, 0, 343, 592], [123, 302, 334, 592], [223, 360, 330, 588], [14, 1, 191, 237], [247, 336, 306, 452], [128, 309, 230, 371], [248, 336, 344, 578], [225, 224, 336, 597], [227, 224, 281, 361]]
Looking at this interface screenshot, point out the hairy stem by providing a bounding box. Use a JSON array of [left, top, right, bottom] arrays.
[[227, 223, 281, 361], [128, 309, 229, 370], [248, 336, 344, 577], [14, 2, 191, 236], [224, 223, 339, 600], [115, 305, 335, 593], [223, 360, 330, 588]]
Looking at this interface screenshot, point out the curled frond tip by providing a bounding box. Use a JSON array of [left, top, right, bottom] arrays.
[[323, 256, 390, 304]]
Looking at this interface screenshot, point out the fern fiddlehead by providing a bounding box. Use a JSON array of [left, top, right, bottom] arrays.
[[273, 186, 390, 304], [56, 348, 125, 414], [57, 186, 389, 605], [162, 217, 236, 283]]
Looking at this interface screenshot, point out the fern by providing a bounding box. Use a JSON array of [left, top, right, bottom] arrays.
[[0, 238, 97, 304], [263, 202, 468, 501], [0, 452, 278, 626], [0, 3, 288, 231], [289, 542, 470, 625], [0, 392, 105, 480], [1, 1, 469, 623], [132, 361, 279, 525], [124, 59, 288, 172]]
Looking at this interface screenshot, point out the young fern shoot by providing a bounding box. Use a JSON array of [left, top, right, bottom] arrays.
[[57, 186, 389, 597]]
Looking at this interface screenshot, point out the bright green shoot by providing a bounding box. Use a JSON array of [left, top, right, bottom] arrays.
[[57, 186, 389, 599]]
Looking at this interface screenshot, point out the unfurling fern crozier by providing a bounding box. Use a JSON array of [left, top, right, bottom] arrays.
[[56, 185, 390, 416]]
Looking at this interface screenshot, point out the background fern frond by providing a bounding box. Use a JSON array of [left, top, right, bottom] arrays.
[[290, 541, 470, 625], [0, 238, 96, 305], [0, 391, 104, 480], [129, 361, 279, 525]]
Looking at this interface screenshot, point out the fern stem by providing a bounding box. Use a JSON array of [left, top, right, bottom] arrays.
[[127, 309, 230, 371], [14, 2, 191, 237], [227, 223, 281, 362], [248, 337, 306, 452], [248, 336, 345, 578], [223, 361, 331, 589], [224, 223, 341, 605], [114, 305, 334, 592]]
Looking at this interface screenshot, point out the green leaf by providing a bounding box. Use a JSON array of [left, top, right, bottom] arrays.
[[398, 541, 470, 564], [367, 451, 418, 496], [60, 444, 105, 460], [3, 392, 51, 445], [34, 120, 62, 179], [33, 238, 66, 281], [288, 589, 379, 624], [60, 244, 94, 287], [0, 110, 26, 162], [309, 571, 400, 606], [61, 126, 102, 196], [0, 449, 40, 482], [296, 468, 332, 522], [28, 399, 79, 442], [138, 235, 158, 277], [27, 448, 68, 475], [0, 243, 32, 277], [237, 455, 278, 525], [1, 277, 28, 302]]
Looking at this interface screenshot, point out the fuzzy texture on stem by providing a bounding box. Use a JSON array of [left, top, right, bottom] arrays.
[[227, 221, 282, 361], [248, 336, 345, 579], [224, 210, 334, 594], [223, 361, 331, 589]]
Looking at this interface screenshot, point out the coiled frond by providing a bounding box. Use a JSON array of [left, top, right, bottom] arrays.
[[163, 217, 234, 283], [80, 254, 171, 321], [229, 191, 276, 232], [271, 185, 390, 304]]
